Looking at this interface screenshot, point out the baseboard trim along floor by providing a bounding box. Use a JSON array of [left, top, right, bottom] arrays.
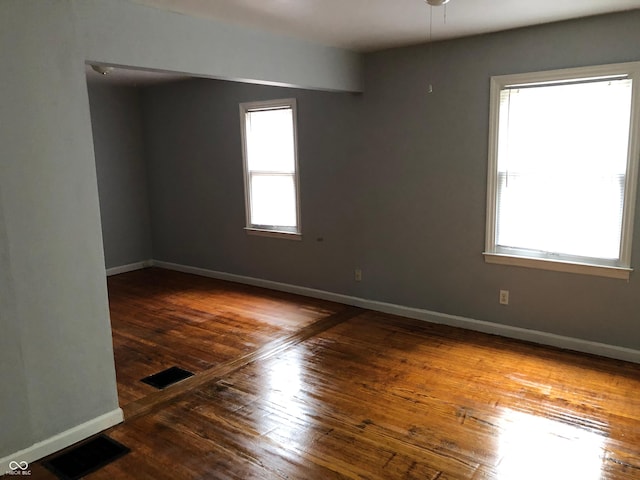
[[150, 260, 640, 365], [0, 408, 124, 476], [106, 260, 153, 277]]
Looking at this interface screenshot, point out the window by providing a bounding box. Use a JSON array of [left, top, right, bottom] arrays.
[[485, 63, 640, 279], [239, 98, 301, 239]]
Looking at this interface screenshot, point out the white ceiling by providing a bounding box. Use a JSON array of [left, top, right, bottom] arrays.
[[131, 0, 640, 52], [87, 0, 640, 86]]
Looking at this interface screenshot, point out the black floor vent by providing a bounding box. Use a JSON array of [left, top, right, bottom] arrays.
[[141, 366, 194, 389], [42, 434, 130, 480]]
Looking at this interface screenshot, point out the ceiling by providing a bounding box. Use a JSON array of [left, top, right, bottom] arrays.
[[86, 0, 640, 86], [131, 0, 640, 51]]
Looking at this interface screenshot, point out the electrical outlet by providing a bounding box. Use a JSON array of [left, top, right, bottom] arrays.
[[499, 290, 509, 305], [355, 268, 362, 281]]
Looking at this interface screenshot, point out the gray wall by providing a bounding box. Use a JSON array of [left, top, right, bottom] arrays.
[[143, 11, 640, 350], [88, 84, 153, 269], [1, 0, 359, 464], [0, 0, 119, 460], [357, 11, 640, 348], [142, 80, 363, 294]]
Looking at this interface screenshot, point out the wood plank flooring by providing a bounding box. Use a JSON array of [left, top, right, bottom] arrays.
[[106, 268, 347, 408], [31, 268, 640, 479]]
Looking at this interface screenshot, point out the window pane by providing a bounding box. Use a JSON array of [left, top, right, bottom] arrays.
[[498, 80, 631, 177], [250, 174, 297, 228], [495, 78, 632, 261], [497, 172, 624, 259], [246, 108, 295, 172]]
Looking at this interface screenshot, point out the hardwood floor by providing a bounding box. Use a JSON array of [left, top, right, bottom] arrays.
[[106, 268, 347, 408], [31, 268, 640, 479]]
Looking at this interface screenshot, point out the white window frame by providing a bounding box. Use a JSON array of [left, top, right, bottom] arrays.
[[484, 62, 640, 280], [239, 98, 302, 240]]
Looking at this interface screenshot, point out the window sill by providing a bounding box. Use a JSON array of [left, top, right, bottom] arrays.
[[483, 252, 632, 280], [245, 228, 302, 241]]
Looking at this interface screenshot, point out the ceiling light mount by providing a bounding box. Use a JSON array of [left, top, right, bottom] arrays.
[[425, 0, 451, 93], [90, 65, 115, 76]]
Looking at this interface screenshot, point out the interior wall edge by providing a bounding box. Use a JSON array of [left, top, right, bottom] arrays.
[[75, 0, 363, 93]]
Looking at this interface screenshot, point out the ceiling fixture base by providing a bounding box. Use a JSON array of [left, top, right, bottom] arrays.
[[90, 65, 115, 76]]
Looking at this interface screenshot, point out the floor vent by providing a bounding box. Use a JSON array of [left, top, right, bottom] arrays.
[[42, 434, 130, 480], [141, 366, 194, 389]]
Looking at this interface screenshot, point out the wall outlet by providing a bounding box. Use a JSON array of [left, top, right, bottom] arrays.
[[355, 268, 362, 281], [499, 289, 509, 305]]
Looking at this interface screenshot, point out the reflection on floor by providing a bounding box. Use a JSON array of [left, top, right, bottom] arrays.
[[32, 268, 640, 479]]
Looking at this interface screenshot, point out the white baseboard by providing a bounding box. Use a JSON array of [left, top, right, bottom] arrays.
[[0, 408, 123, 475], [152, 260, 366, 305], [106, 260, 152, 277], [152, 260, 640, 364]]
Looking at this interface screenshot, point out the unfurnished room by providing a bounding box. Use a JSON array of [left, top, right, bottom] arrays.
[[2, 1, 640, 479]]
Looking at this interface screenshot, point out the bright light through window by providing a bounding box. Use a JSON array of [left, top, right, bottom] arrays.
[[497, 79, 631, 259], [240, 99, 300, 237], [246, 108, 295, 173], [485, 63, 640, 279], [250, 174, 297, 227]]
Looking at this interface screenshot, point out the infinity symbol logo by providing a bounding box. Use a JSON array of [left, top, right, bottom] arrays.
[[8, 461, 28, 471]]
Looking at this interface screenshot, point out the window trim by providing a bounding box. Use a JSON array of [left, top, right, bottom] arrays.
[[484, 62, 640, 280], [239, 98, 302, 239]]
